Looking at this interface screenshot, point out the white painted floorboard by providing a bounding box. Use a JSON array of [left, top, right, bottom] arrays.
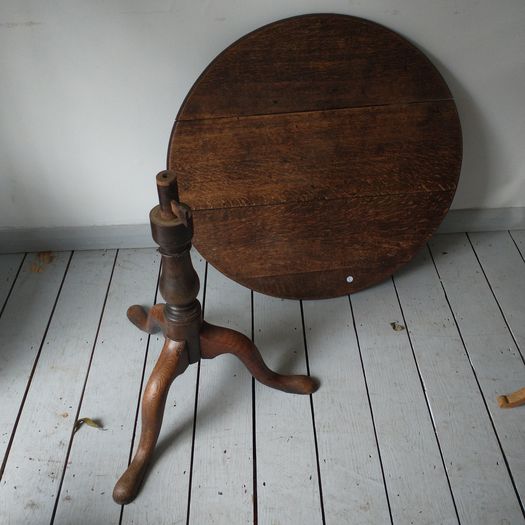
[[0, 253, 24, 310], [54, 248, 160, 525], [0, 252, 71, 465], [0, 250, 116, 524], [430, 234, 525, 508], [188, 264, 254, 525], [254, 294, 323, 525], [0, 233, 524, 524], [469, 231, 525, 358], [351, 278, 458, 525], [510, 229, 525, 256], [303, 297, 391, 524], [394, 248, 523, 524]]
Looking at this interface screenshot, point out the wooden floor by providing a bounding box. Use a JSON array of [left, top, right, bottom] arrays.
[[0, 231, 524, 525]]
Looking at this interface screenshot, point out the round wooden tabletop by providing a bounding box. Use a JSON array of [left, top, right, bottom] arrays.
[[168, 14, 462, 300]]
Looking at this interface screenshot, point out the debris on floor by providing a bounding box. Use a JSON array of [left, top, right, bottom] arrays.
[[73, 417, 105, 433], [497, 387, 525, 409], [31, 252, 55, 273], [390, 321, 405, 331]]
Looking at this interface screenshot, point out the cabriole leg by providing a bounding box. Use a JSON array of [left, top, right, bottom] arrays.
[[200, 321, 319, 395], [113, 338, 189, 504]]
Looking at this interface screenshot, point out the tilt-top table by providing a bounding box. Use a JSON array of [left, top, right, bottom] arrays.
[[113, 13, 462, 504]]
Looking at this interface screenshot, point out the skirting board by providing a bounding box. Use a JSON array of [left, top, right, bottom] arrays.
[[0, 207, 524, 254]]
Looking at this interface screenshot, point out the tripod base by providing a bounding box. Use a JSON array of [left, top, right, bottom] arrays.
[[113, 304, 319, 505]]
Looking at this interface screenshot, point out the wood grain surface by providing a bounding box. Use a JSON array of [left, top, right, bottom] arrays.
[[173, 14, 451, 120], [171, 101, 461, 210], [168, 13, 462, 299], [194, 191, 454, 298]]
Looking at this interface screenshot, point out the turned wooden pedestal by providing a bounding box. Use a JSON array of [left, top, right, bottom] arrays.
[[113, 171, 318, 504], [114, 13, 463, 504]]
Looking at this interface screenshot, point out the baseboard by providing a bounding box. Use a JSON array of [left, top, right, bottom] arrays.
[[1, 208, 524, 254], [0, 224, 156, 254], [437, 207, 525, 234]]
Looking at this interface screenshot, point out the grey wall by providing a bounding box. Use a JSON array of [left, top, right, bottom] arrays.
[[1, 0, 524, 229]]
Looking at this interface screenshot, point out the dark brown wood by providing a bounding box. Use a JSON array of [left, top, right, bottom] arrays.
[[171, 101, 461, 210], [168, 13, 462, 300], [113, 338, 188, 505], [114, 170, 319, 505], [127, 303, 166, 334], [200, 321, 318, 394], [172, 14, 451, 120], [192, 191, 455, 299], [155, 170, 179, 220]]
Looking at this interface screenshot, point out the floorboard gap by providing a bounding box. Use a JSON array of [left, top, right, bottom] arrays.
[[348, 295, 394, 525], [0, 251, 73, 481], [51, 249, 119, 524], [0, 253, 26, 319], [427, 244, 525, 518], [185, 260, 208, 525], [119, 254, 163, 524], [466, 233, 524, 364], [509, 230, 525, 264], [391, 275, 461, 524], [299, 300, 326, 525], [251, 291, 259, 525]]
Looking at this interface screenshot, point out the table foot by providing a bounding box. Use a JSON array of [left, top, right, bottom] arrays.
[[113, 337, 188, 504], [200, 321, 319, 395], [127, 304, 166, 335]]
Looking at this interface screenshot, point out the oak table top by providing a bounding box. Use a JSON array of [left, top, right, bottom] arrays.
[[168, 13, 462, 299]]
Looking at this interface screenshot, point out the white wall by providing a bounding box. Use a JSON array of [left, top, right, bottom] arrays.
[[0, 0, 524, 229]]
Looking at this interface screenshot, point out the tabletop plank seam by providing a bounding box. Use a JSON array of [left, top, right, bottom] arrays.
[[187, 189, 457, 213], [174, 98, 455, 123]]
